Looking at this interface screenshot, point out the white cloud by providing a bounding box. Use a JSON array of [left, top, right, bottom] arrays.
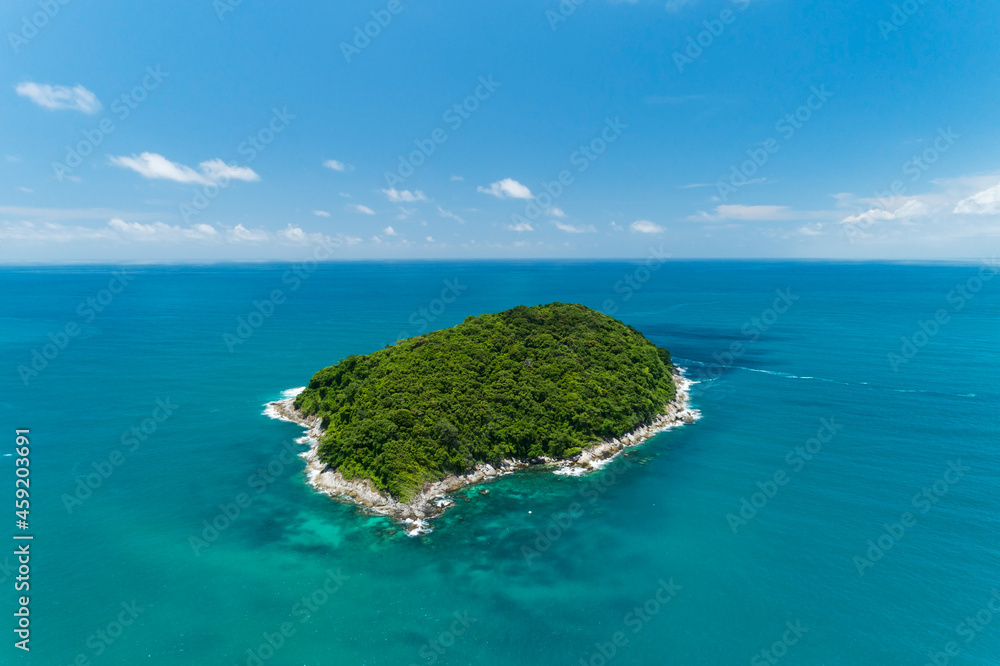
[[425, 236, 435, 242], [437, 205, 465, 224], [547, 207, 566, 218], [110, 153, 259, 185], [276, 225, 351, 246], [279, 225, 308, 244], [450, 175, 464, 182], [108, 218, 221, 242], [690, 205, 836, 223], [0, 217, 367, 250], [382, 188, 428, 203], [630, 220, 663, 234], [507, 222, 534, 232], [554, 221, 596, 233], [15, 82, 101, 114], [313, 210, 331, 217], [323, 159, 350, 172], [478, 178, 534, 200], [227, 224, 269, 243], [841, 200, 928, 226], [383, 226, 398, 236], [349, 204, 375, 215], [0, 218, 225, 243], [199, 159, 260, 183], [954, 181, 1000, 215]]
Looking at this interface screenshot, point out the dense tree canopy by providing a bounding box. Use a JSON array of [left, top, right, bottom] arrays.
[[294, 303, 675, 501]]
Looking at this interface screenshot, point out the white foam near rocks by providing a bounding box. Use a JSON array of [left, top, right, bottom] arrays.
[[264, 369, 701, 535], [550, 370, 701, 476]]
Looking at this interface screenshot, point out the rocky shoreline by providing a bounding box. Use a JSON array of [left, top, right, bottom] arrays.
[[265, 370, 700, 535]]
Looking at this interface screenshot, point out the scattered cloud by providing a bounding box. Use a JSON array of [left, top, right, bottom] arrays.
[[478, 178, 534, 200], [954, 181, 1000, 215], [450, 175, 464, 182], [200, 159, 260, 183], [437, 205, 465, 224], [19, 187, 33, 193], [0, 217, 364, 249], [383, 226, 398, 236], [15, 82, 101, 114], [349, 204, 375, 215], [554, 221, 596, 233], [547, 207, 566, 218], [313, 210, 331, 217], [630, 219, 663, 234], [382, 188, 428, 203], [507, 222, 534, 232], [840, 200, 928, 226], [323, 159, 351, 172], [690, 205, 832, 222], [110, 152, 259, 186], [227, 223, 269, 243]]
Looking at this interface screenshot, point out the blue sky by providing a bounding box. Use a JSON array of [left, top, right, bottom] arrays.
[[2, 0, 999, 262]]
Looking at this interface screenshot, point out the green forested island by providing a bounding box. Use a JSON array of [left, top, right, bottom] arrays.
[[293, 302, 676, 501]]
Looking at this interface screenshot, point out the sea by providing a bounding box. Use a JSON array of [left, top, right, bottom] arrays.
[[1, 261, 997, 665]]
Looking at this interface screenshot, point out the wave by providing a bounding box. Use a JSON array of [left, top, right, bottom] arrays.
[[675, 357, 977, 399]]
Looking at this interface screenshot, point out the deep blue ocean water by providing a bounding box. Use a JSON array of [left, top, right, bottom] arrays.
[[1, 261, 997, 665]]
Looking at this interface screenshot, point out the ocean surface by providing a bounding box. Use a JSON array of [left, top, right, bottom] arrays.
[[1, 261, 998, 665]]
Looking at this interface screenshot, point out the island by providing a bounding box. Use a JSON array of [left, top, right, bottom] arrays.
[[267, 302, 698, 533]]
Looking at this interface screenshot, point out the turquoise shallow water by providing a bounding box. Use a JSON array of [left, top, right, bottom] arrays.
[[1, 261, 998, 665]]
